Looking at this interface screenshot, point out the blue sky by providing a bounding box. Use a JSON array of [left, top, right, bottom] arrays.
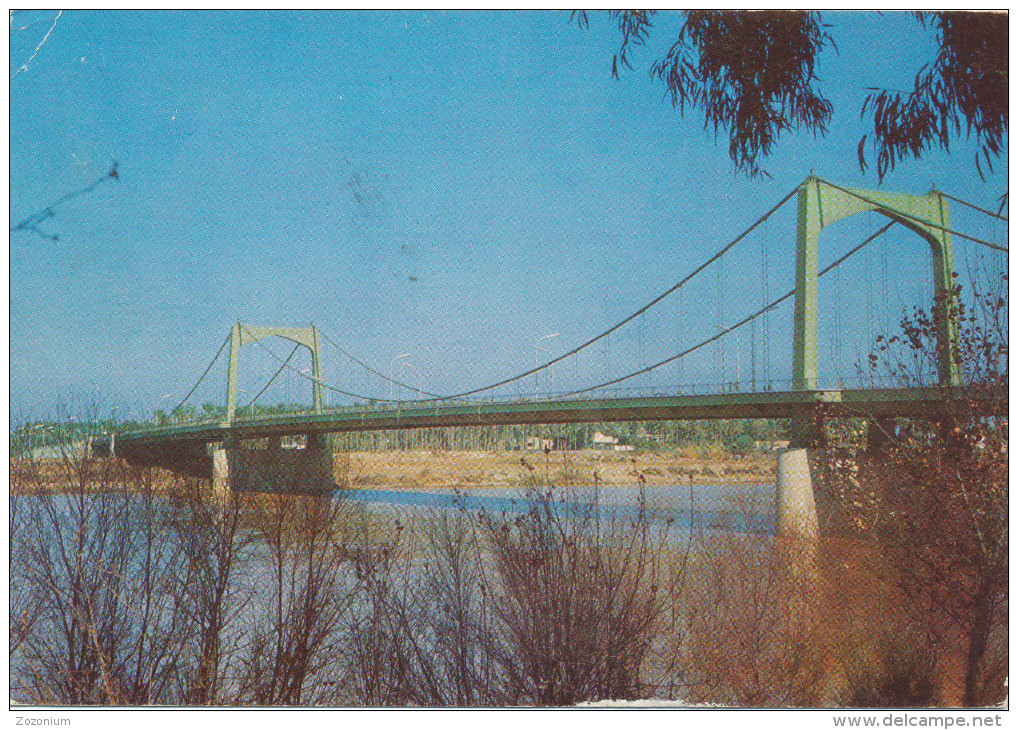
[[9, 10, 1008, 420]]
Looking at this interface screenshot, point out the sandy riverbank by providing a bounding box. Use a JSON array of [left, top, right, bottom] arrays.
[[334, 448, 776, 490], [11, 448, 777, 495]]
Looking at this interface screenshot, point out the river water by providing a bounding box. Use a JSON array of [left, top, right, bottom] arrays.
[[339, 481, 777, 535]]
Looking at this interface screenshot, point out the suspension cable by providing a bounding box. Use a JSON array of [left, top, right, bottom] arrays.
[[240, 325, 411, 403], [819, 178, 1008, 252], [410, 178, 806, 402], [255, 179, 804, 406], [761, 224, 771, 384], [317, 329, 444, 398], [171, 332, 232, 415], [940, 191, 1008, 222], [245, 342, 300, 410], [230, 181, 896, 405], [188, 176, 993, 411], [561, 220, 897, 397]]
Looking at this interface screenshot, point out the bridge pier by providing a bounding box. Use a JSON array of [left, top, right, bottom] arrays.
[[208, 434, 333, 495], [777, 405, 826, 546], [211, 444, 230, 500], [775, 448, 819, 544]]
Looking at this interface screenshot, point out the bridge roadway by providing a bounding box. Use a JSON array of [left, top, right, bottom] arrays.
[[95, 385, 1004, 477]]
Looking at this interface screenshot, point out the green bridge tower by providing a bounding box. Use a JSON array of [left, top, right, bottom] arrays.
[[779, 176, 960, 547], [790, 176, 960, 445]]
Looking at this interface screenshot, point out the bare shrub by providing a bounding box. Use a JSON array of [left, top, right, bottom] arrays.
[[361, 505, 501, 706], [405, 503, 528, 706], [861, 274, 1008, 706], [12, 421, 180, 704], [681, 527, 827, 707], [16, 488, 128, 702], [336, 503, 509, 707], [339, 510, 419, 706], [166, 480, 252, 705], [333, 480, 684, 707], [841, 626, 940, 707], [237, 494, 356, 705], [10, 455, 46, 662], [108, 468, 193, 704], [478, 485, 680, 705], [868, 443, 1008, 706]]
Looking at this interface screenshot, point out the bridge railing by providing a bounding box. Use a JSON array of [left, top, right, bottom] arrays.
[[117, 372, 948, 435]]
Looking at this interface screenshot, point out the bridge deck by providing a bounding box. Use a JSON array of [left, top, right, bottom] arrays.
[[100, 386, 1004, 454]]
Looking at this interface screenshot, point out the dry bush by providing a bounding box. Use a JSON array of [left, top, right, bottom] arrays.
[[10, 480, 45, 662], [10, 409, 261, 706], [11, 430, 191, 704], [477, 485, 681, 706], [237, 494, 357, 705], [841, 626, 940, 707], [875, 451, 1006, 706], [680, 526, 828, 707], [331, 482, 684, 707], [337, 504, 506, 707], [14, 461, 131, 703], [404, 506, 503, 706], [338, 510, 420, 706], [860, 274, 1008, 706], [111, 469, 196, 704], [166, 481, 253, 705]]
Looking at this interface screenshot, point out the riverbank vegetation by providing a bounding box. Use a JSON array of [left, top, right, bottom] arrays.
[[10, 427, 1006, 706]]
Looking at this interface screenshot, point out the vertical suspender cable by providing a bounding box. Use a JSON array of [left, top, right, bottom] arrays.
[[833, 264, 842, 386], [761, 226, 770, 388], [170, 332, 232, 417], [716, 257, 724, 387], [605, 333, 611, 392], [865, 212, 874, 350], [881, 224, 889, 328], [677, 288, 683, 392]]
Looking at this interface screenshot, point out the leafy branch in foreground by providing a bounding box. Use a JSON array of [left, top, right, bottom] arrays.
[[576, 11, 1006, 182]]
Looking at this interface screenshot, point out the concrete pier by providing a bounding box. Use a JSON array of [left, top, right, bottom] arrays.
[[775, 448, 819, 544], [208, 434, 333, 495], [211, 445, 230, 499]]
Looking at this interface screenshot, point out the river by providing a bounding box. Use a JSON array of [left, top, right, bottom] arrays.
[[338, 481, 777, 535]]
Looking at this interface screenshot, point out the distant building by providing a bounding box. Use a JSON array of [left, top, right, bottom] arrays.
[[525, 436, 556, 451], [592, 431, 634, 451], [592, 431, 619, 449]]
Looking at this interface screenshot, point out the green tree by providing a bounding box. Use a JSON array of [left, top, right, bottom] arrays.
[[577, 11, 1007, 183], [201, 402, 222, 421], [171, 404, 196, 424]]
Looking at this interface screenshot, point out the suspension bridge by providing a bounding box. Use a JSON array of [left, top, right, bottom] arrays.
[[92, 175, 1008, 533]]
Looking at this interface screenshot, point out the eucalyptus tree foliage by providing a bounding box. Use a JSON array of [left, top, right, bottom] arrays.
[[577, 11, 1007, 184]]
